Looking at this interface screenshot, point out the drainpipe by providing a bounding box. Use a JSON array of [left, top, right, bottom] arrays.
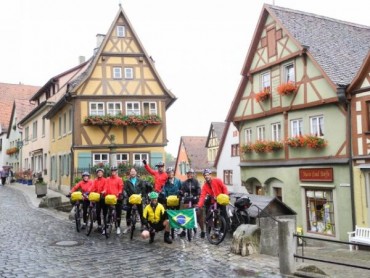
[[64, 91, 74, 189]]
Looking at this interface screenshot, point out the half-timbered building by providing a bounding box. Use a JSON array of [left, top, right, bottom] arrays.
[[227, 4, 370, 240], [44, 5, 176, 190]]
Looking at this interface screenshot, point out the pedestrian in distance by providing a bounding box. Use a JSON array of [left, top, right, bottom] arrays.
[[69, 172, 93, 229], [142, 191, 172, 244], [0, 167, 6, 185], [89, 168, 107, 232]]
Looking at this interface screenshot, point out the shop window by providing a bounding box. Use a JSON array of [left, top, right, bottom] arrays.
[[306, 189, 335, 236]]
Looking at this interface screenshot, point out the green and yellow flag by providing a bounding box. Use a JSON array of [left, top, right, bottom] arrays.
[[167, 208, 197, 229]]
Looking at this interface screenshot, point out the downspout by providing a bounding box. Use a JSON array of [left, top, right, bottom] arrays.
[[64, 90, 74, 189], [339, 85, 356, 229]]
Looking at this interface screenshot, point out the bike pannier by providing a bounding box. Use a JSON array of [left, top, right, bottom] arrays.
[[167, 195, 179, 207], [129, 194, 142, 205], [71, 191, 83, 202], [88, 192, 100, 203], [216, 194, 230, 206], [105, 194, 117, 205], [234, 197, 251, 209]]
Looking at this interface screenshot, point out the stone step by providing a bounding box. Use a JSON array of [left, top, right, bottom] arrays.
[[55, 202, 73, 213]]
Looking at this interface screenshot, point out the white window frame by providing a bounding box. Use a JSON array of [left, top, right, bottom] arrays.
[[271, 122, 281, 141], [113, 67, 122, 79], [257, 126, 265, 141], [143, 102, 157, 115], [58, 116, 62, 138], [126, 102, 141, 116], [42, 118, 45, 137], [117, 26, 126, 37], [25, 126, 29, 144], [90, 102, 105, 116], [244, 128, 252, 144], [261, 71, 271, 91], [52, 122, 55, 141], [68, 109, 72, 133], [63, 113, 67, 135], [291, 119, 303, 137], [310, 115, 324, 137], [93, 153, 109, 166], [283, 63, 295, 83], [32, 121, 37, 140], [133, 153, 148, 166], [117, 153, 129, 164], [124, 67, 134, 79], [107, 102, 122, 115]]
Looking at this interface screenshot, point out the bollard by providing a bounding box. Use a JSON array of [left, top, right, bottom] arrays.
[[278, 219, 295, 275]]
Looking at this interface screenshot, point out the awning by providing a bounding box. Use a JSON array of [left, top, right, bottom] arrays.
[[355, 164, 370, 169]]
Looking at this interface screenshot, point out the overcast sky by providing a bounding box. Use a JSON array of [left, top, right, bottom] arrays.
[[0, 0, 368, 156]]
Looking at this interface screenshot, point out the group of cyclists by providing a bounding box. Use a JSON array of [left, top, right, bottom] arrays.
[[69, 160, 229, 244]]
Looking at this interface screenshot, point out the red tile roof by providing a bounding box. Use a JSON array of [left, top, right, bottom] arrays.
[[181, 136, 212, 172]]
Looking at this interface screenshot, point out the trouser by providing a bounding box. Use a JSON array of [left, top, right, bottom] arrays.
[[126, 203, 144, 226], [183, 202, 204, 231], [82, 199, 89, 223], [1, 177, 6, 185], [103, 200, 122, 227], [96, 199, 104, 226]]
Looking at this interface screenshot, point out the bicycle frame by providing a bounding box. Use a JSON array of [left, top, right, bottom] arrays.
[[104, 204, 117, 238]]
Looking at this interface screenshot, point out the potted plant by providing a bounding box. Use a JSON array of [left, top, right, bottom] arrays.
[[266, 141, 284, 151], [277, 81, 298, 96], [252, 140, 268, 153], [285, 136, 306, 148], [241, 144, 253, 154], [305, 135, 327, 149], [254, 89, 271, 103], [35, 176, 47, 198]]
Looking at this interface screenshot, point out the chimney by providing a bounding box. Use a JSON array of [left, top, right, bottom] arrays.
[[96, 33, 105, 48], [79, 56, 86, 64]]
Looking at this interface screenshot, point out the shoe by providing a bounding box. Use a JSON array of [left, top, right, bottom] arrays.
[[149, 232, 155, 244], [102, 229, 106, 235], [123, 227, 131, 234], [81, 223, 86, 230], [179, 230, 186, 237], [193, 228, 197, 234], [116, 227, 121, 235], [200, 231, 205, 238], [164, 232, 173, 244]]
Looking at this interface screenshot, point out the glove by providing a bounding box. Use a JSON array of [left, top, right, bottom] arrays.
[[142, 159, 147, 166], [66, 194, 71, 198], [194, 206, 200, 212]]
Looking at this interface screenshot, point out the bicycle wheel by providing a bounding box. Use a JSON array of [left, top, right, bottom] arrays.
[[86, 207, 94, 236], [206, 214, 227, 245], [105, 209, 113, 239], [130, 209, 137, 240], [75, 204, 81, 232]]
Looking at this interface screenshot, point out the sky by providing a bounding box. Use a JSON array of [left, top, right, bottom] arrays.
[[0, 0, 369, 156]]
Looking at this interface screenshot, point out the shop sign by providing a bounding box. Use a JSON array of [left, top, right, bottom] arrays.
[[299, 168, 333, 182]]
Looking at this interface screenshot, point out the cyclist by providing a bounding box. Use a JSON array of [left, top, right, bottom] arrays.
[[89, 168, 106, 232], [102, 166, 124, 235], [142, 191, 172, 244], [123, 167, 146, 233], [197, 169, 230, 229], [180, 168, 205, 238], [142, 160, 168, 193], [69, 171, 93, 229], [162, 167, 182, 209]]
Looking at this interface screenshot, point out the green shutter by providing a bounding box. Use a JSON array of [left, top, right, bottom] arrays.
[[78, 152, 92, 169], [150, 152, 163, 167]]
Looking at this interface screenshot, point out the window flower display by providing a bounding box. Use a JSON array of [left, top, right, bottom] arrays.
[[84, 114, 162, 127], [254, 89, 271, 102], [277, 81, 298, 96]]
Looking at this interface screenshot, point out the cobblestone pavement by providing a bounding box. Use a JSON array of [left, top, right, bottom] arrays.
[[0, 185, 282, 278]]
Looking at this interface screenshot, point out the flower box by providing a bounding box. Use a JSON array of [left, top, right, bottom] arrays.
[[286, 135, 327, 149], [277, 82, 298, 96], [6, 147, 19, 155], [254, 89, 271, 103], [84, 114, 162, 127]]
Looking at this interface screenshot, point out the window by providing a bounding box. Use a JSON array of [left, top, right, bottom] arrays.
[[143, 102, 157, 115], [244, 128, 252, 144], [93, 153, 109, 165], [117, 153, 129, 164], [63, 113, 67, 135], [124, 68, 134, 79], [117, 26, 126, 37], [58, 116, 62, 138], [126, 102, 140, 115], [32, 121, 37, 140], [271, 123, 281, 141], [291, 119, 303, 137], [52, 122, 55, 140], [261, 72, 271, 91], [306, 189, 335, 236], [133, 153, 148, 166], [284, 63, 295, 82], [42, 118, 45, 137], [257, 126, 265, 140], [68, 109, 72, 132], [107, 102, 122, 115], [231, 144, 239, 157], [90, 102, 105, 116], [25, 126, 29, 142], [224, 170, 233, 185], [113, 67, 122, 79], [310, 116, 324, 137], [367, 102, 370, 131]]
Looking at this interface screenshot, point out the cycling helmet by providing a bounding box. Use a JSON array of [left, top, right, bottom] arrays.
[[110, 166, 118, 171], [186, 168, 195, 174], [166, 167, 174, 173], [203, 168, 212, 175], [149, 191, 159, 199], [96, 168, 104, 174], [82, 171, 90, 177], [155, 161, 165, 167]]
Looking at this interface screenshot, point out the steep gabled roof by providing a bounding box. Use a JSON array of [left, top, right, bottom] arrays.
[[181, 136, 211, 172], [214, 121, 231, 168], [348, 51, 370, 93], [0, 83, 39, 133], [206, 122, 227, 147], [7, 99, 36, 138]]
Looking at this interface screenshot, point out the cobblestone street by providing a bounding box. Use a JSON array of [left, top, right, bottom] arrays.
[[0, 186, 282, 278]]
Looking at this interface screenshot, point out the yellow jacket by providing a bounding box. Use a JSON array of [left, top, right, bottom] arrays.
[[143, 203, 165, 224]]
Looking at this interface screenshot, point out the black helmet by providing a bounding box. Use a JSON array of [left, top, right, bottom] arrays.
[[186, 168, 195, 174], [96, 168, 104, 173], [110, 166, 118, 171], [155, 161, 165, 167], [82, 171, 90, 177], [203, 169, 212, 175]]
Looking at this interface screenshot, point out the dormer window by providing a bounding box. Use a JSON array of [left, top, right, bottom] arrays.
[[117, 26, 126, 37]]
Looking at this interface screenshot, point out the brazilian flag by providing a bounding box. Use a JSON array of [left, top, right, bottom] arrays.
[[167, 209, 197, 229]]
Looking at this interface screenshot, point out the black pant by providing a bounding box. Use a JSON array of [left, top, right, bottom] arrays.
[[82, 199, 89, 223], [103, 200, 122, 227], [126, 203, 144, 226], [96, 199, 104, 226], [1, 177, 6, 185]]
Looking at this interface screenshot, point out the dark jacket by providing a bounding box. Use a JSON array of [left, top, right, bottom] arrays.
[[124, 177, 146, 197]]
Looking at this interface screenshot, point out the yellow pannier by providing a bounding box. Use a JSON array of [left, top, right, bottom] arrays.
[[167, 195, 179, 207], [105, 194, 117, 205], [88, 192, 100, 203], [216, 194, 230, 206], [129, 194, 142, 205], [71, 191, 83, 202]]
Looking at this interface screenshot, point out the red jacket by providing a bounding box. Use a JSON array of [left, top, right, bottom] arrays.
[[198, 178, 229, 207], [144, 164, 168, 192], [103, 175, 123, 197], [90, 177, 106, 193], [70, 180, 93, 194]]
